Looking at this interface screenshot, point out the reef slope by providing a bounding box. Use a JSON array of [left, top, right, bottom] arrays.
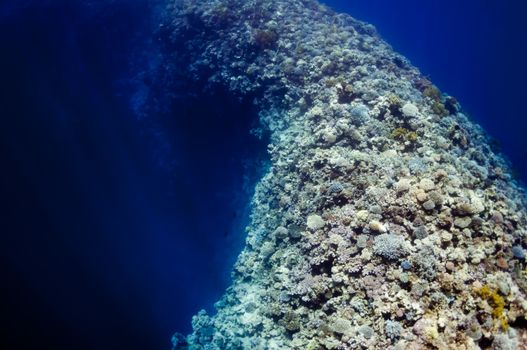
[[165, 0, 527, 349]]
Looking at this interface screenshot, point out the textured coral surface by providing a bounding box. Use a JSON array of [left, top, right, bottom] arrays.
[[163, 1, 527, 349]]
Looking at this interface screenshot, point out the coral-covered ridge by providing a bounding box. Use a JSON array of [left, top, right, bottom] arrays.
[[163, 0, 527, 349]]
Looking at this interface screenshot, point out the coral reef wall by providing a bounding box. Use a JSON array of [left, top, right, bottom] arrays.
[[164, 0, 527, 349]]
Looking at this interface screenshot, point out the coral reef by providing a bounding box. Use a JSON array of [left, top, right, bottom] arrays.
[[161, 0, 527, 349]]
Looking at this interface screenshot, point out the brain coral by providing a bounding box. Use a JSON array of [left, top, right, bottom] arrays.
[[159, 0, 527, 349]]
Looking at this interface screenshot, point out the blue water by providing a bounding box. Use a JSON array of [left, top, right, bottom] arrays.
[[0, 1, 266, 349], [1, 1, 526, 349]]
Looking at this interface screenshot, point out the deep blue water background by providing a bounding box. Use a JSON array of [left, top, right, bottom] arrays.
[[1, 1, 526, 349]]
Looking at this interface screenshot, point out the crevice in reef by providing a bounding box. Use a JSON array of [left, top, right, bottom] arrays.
[[169, 89, 269, 272], [139, 53, 271, 288]]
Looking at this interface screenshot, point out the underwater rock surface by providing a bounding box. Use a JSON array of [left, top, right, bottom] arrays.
[[164, 0, 527, 349]]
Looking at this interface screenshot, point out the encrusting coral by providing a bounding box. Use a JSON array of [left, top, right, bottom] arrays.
[[157, 0, 527, 349]]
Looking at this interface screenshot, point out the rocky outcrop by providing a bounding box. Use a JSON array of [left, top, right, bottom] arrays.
[[163, 0, 527, 349]]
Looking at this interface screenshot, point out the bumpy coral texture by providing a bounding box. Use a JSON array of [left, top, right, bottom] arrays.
[[163, 0, 527, 349]]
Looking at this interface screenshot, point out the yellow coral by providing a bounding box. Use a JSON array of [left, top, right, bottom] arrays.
[[407, 131, 418, 142], [423, 85, 442, 101], [391, 127, 417, 143], [391, 127, 407, 141], [431, 101, 448, 116], [476, 285, 509, 330], [424, 326, 439, 341], [388, 94, 401, 107]]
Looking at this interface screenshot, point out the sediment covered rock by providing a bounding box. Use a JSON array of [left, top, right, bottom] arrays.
[[162, 0, 527, 349]]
